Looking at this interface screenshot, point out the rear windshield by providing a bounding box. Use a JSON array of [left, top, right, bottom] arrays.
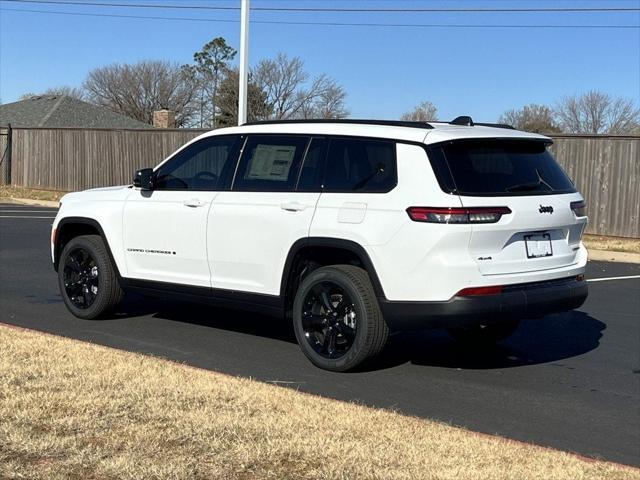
[[428, 140, 577, 196]]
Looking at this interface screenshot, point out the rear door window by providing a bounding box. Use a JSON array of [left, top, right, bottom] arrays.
[[429, 140, 576, 196], [233, 135, 310, 192], [297, 137, 328, 192], [323, 137, 397, 193]]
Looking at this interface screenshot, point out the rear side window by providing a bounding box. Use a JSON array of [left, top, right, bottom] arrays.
[[324, 138, 397, 193], [429, 140, 576, 196], [233, 135, 310, 192]]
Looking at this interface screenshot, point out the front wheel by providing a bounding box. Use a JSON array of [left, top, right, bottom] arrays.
[[447, 318, 521, 346], [292, 265, 389, 372], [58, 234, 124, 319]]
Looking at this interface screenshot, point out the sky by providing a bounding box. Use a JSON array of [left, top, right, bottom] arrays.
[[0, 0, 639, 122]]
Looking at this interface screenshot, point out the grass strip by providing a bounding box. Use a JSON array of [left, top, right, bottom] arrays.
[[1, 324, 638, 480]]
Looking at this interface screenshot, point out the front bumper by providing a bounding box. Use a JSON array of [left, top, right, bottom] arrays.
[[379, 277, 588, 331]]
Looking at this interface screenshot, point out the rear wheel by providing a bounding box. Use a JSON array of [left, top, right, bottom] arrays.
[[58, 234, 123, 319], [293, 265, 388, 372], [447, 318, 520, 346]]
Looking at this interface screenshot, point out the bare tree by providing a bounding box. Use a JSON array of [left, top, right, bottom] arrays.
[[19, 86, 86, 101], [253, 53, 348, 120], [400, 101, 438, 122], [294, 74, 349, 119], [216, 68, 272, 127], [186, 37, 236, 128], [498, 104, 560, 133], [555, 90, 640, 134], [84, 60, 198, 127]]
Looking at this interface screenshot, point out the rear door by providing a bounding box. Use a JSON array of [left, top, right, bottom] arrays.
[[431, 139, 587, 275], [207, 134, 320, 295]]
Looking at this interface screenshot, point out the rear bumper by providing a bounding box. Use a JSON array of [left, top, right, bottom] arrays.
[[379, 277, 588, 331]]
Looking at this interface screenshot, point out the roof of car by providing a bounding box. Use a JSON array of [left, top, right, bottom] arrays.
[[199, 118, 550, 145]]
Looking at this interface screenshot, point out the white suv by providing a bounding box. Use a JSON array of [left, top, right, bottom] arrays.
[[52, 117, 588, 371]]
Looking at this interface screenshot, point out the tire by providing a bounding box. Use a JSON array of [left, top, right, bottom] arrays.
[[292, 265, 389, 372], [58, 234, 124, 320], [447, 318, 520, 346]]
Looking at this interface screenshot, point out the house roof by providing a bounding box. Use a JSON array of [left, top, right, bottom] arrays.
[[0, 95, 152, 129]]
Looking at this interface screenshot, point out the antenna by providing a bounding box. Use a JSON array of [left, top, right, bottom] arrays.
[[450, 116, 474, 126]]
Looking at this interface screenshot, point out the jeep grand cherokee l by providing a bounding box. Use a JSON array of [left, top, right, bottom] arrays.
[[52, 117, 588, 371]]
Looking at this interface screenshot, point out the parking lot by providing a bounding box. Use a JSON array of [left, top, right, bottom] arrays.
[[1, 202, 638, 466]]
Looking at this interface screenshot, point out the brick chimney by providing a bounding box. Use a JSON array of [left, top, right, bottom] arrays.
[[153, 109, 176, 128]]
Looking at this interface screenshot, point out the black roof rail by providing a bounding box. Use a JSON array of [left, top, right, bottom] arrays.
[[449, 116, 515, 129], [475, 122, 516, 130], [243, 119, 434, 130]]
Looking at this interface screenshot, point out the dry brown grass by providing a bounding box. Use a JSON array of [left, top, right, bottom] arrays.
[[583, 234, 640, 254], [1, 324, 638, 480], [0, 185, 66, 202]]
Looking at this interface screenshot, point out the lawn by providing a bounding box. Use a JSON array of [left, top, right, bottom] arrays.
[[1, 324, 638, 480]]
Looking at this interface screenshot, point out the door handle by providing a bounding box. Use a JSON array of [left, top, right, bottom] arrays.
[[280, 201, 306, 212], [183, 198, 206, 208]]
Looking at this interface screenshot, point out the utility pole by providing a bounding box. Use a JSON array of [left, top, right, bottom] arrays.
[[238, 0, 250, 125]]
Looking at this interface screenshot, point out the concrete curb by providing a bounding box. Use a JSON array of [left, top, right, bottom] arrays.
[[588, 249, 640, 264], [0, 197, 60, 208]]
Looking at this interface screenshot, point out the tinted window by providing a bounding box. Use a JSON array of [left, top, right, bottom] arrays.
[[297, 138, 328, 192], [432, 140, 576, 196], [154, 135, 240, 191], [233, 135, 309, 192], [324, 138, 397, 193]]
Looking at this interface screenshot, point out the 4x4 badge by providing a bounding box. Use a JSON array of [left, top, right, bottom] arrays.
[[539, 205, 554, 214]]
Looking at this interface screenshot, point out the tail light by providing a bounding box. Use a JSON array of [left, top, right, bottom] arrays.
[[570, 200, 586, 217], [456, 285, 503, 296], [407, 206, 511, 224]]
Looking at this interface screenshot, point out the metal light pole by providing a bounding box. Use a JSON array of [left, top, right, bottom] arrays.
[[238, 0, 250, 125]]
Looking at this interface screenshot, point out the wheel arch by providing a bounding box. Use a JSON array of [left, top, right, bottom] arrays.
[[280, 237, 387, 313], [54, 217, 121, 279]]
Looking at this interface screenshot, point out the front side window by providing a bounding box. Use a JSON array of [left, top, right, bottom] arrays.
[[233, 135, 310, 192], [323, 138, 397, 193], [154, 135, 241, 191]]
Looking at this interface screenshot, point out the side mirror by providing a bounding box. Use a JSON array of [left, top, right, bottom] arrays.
[[133, 168, 154, 191]]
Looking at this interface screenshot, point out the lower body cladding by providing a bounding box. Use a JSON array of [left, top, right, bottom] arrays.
[[379, 276, 588, 331]]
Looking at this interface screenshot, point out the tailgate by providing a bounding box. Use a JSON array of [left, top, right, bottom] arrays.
[[461, 194, 587, 275], [427, 137, 588, 276]]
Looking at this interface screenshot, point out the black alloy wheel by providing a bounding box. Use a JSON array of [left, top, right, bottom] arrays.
[[63, 247, 99, 309], [58, 234, 124, 319], [293, 265, 389, 372], [301, 281, 358, 359]]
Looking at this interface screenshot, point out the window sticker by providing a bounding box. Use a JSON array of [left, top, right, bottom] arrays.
[[245, 144, 296, 182]]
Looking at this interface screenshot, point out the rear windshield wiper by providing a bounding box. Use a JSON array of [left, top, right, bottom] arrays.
[[506, 180, 544, 192], [352, 163, 386, 191], [506, 169, 553, 193]]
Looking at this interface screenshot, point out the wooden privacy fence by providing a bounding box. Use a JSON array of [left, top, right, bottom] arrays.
[[0, 128, 10, 185], [549, 136, 639, 240], [8, 127, 207, 192], [2, 127, 639, 238]]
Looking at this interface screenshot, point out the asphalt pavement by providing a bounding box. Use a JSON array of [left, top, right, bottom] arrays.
[[1, 203, 639, 466]]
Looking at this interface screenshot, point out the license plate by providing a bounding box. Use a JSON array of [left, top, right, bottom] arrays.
[[524, 233, 553, 258]]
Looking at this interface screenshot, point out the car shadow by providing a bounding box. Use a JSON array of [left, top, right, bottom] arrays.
[[112, 294, 297, 343], [111, 296, 605, 372], [363, 310, 605, 371]]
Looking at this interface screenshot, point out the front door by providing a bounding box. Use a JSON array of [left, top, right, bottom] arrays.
[[122, 134, 241, 287]]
